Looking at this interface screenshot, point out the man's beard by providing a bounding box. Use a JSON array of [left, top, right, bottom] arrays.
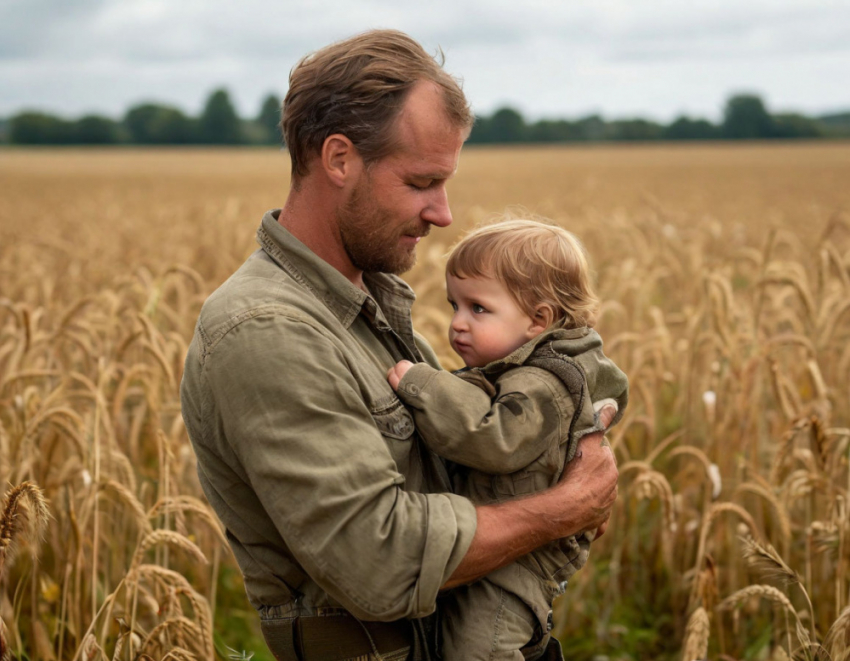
[[337, 175, 428, 275]]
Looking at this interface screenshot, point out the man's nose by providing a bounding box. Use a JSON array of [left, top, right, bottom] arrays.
[[422, 187, 452, 228]]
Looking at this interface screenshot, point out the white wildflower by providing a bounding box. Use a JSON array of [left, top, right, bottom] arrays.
[[708, 463, 722, 500], [702, 390, 717, 424]]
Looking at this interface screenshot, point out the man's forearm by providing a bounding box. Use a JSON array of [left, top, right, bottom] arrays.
[[443, 492, 574, 588]]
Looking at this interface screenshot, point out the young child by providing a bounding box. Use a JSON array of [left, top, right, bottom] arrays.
[[387, 219, 629, 661]]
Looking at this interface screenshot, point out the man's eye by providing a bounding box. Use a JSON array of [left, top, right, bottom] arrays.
[[410, 180, 432, 190], [472, 304, 487, 314]]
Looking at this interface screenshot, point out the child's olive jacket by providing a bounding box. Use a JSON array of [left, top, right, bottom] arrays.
[[395, 326, 629, 632]]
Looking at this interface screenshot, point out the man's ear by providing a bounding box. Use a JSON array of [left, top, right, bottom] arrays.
[[321, 134, 362, 188], [528, 304, 555, 337]]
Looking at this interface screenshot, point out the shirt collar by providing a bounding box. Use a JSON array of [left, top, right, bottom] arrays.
[[256, 209, 417, 331]]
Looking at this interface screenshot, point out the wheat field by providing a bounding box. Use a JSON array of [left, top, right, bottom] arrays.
[[1, 143, 849, 660]]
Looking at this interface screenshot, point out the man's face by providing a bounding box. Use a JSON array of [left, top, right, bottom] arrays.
[[336, 167, 429, 275], [337, 81, 466, 275]]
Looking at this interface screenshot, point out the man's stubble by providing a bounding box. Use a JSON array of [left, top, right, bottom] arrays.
[[337, 172, 429, 276]]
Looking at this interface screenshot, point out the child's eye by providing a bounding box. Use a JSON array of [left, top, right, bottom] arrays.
[[472, 304, 487, 314], [448, 300, 458, 311]]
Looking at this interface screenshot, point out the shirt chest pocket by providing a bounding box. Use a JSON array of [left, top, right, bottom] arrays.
[[370, 398, 416, 475], [371, 400, 415, 439]]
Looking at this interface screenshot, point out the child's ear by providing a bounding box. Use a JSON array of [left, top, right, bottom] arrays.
[[528, 305, 555, 337]]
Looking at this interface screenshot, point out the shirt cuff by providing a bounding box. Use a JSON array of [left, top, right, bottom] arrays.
[[396, 363, 440, 400], [416, 492, 478, 613]]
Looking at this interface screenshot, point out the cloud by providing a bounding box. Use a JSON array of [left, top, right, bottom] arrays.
[[1, 0, 847, 119], [0, 0, 108, 58]]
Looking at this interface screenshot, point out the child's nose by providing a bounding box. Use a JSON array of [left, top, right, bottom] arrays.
[[451, 313, 468, 332]]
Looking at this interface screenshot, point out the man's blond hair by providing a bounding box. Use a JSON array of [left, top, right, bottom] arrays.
[[447, 219, 599, 328], [282, 29, 473, 181]]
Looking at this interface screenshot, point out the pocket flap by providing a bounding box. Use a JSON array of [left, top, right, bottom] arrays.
[[371, 401, 415, 440]]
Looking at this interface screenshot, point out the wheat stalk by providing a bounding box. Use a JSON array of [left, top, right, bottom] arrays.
[[0, 615, 10, 661], [0, 481, 50, 580], [131, 530, 208, 571], [138, 616, 204, 657], [719, 584, 798, 617], [159, 648, 199, 661], [681, 606, 710, 661], [740, 535, 818, 640], [694, 502, 760, 573], [173, 587, 214, 659], [98, 479, 152, 536], [734, 483, 792, 554], [824, 605, 850, 661], [147, 496, 226, 545]]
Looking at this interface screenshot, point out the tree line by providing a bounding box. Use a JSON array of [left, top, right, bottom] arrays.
[[2, 89, 281, 146], [2, 90, 848, 146], [469, 95, 850, 143]]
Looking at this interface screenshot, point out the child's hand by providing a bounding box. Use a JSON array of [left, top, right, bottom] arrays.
[[387, 360, 414, 391]]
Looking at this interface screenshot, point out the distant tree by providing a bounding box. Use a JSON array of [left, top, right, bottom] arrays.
[[816, 112, 850, 138], [663, 116, 720, 140], [199, 88, 242, 144], [575, 115, 606, 141], [772, 113, 822, 138], [527, 119, 580, 142], [469, 107, 526, 143], [489, 107, 526, 142], [152, 108, 197, 143], [607, 119, 663, 141], [124, 104, 162, 143], [467, 115, 492, 143], [124, 104, 197, 144], [257, 94, 283, 144], [71, 115, 121, 144], [722, 94, 775, 139], [9, 112, 73, 144]]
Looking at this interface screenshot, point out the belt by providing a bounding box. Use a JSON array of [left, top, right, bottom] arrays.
[[260, 613, 412, 661]]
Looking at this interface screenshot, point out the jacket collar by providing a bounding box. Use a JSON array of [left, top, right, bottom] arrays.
[[480, 326, 601, 375], [256, 209, 417, 331]]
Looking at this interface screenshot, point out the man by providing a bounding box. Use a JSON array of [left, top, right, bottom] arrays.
[[181, 29, 618, 661]]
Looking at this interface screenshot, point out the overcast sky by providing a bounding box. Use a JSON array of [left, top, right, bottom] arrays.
[[1, 0, 848, 122]]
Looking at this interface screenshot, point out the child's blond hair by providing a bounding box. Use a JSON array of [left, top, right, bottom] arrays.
[[446, 219, 598, 328]]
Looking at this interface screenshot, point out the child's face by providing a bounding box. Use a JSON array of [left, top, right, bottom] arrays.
[[446, 273, 546, 368]]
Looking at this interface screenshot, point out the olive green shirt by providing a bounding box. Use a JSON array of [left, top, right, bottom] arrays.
[[180, 210, 477, 622]]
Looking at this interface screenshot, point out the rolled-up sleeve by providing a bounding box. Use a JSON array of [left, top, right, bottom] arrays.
[[204, 312, 477, 620]]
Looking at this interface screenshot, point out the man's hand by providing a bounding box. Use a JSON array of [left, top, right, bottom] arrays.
[[387, 360, 414, 390], [443, 404, 619, 588], [557, 404, 619, 538]]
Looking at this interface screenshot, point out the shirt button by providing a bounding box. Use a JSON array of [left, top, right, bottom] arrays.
[[406, 384, 420, 396], [394, 418, 413, 435]]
